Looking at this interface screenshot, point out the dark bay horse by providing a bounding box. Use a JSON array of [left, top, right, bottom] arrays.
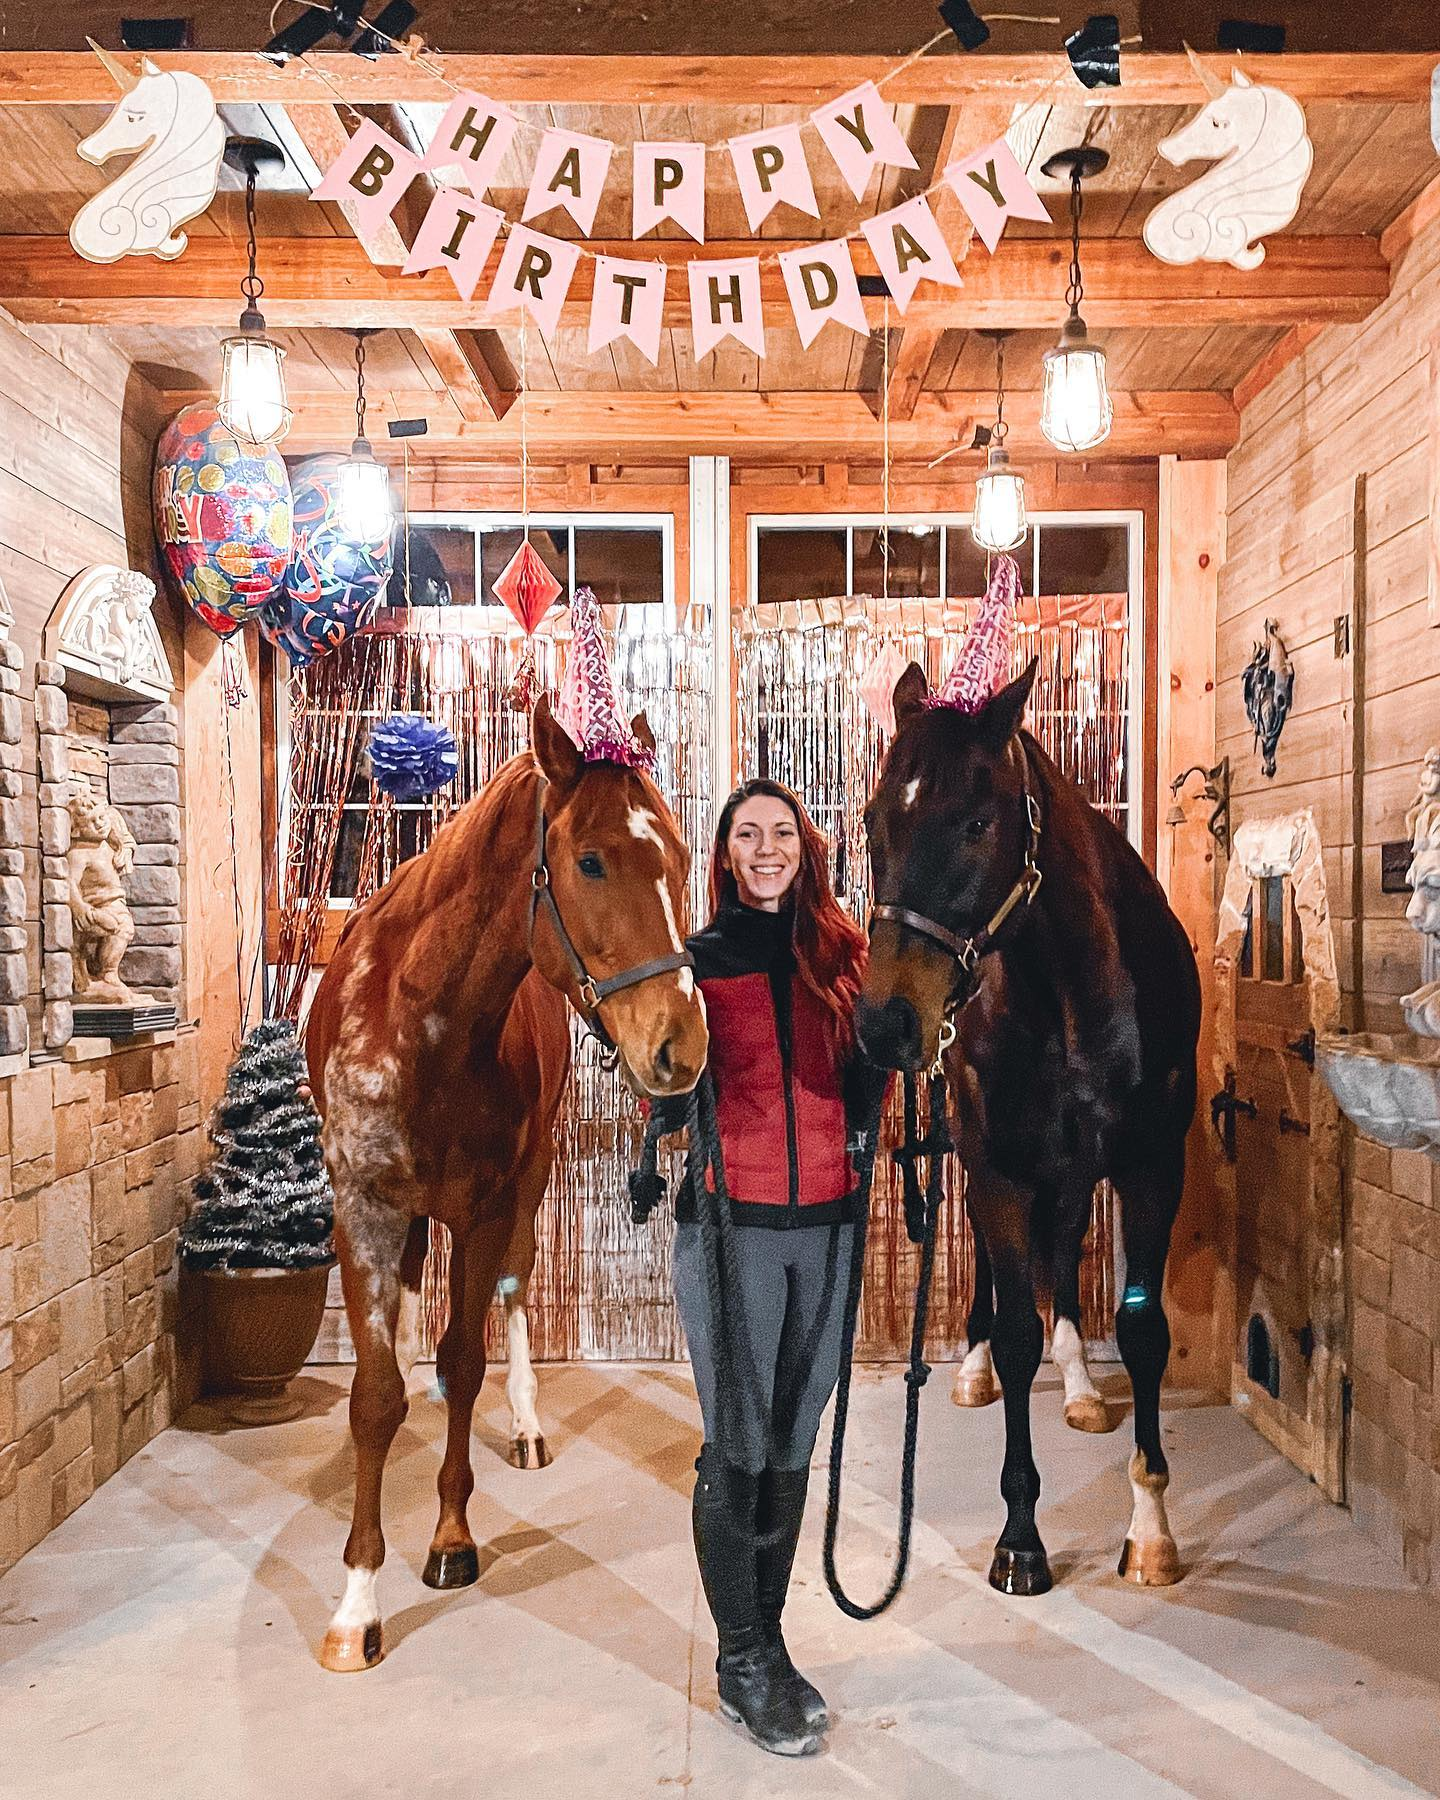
[[857, 660, 1200, 1595], [306, 696, 708, 1671]]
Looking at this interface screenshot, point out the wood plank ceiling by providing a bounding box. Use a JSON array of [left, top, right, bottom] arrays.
[[0, 40, 1433, 461]]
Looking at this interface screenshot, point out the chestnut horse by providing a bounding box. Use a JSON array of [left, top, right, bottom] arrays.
[[306, 697, 708, 1672], [857, 661, 1200, 1596]]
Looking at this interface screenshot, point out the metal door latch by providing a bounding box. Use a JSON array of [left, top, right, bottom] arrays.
[[1211, 1070, 1257, 1162]]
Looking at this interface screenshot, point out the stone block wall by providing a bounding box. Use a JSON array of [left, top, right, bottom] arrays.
[[0, 1032, 206, 1570]]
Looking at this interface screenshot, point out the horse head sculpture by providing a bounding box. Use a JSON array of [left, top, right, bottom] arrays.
[[69, 40, 226, 263], [1142, 66, 1312, 271]]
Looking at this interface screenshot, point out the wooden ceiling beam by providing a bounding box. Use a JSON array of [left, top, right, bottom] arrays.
[[1, 51, 1431, 106], [0, 235, 1388, 330], [282, 102, 514, 421], [147, 387, 1239, 461]]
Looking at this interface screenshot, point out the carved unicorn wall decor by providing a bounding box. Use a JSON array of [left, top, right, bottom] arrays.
[[69, 40, 225, 264], [1142, 66, 1312, 271]]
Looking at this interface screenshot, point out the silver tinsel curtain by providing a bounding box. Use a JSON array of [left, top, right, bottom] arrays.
[[735, 593, 1130, 1356]]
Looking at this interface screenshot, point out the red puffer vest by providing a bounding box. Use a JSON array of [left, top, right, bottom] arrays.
[[672, 897, 856, 1228]]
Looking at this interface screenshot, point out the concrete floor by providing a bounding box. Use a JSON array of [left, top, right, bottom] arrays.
[[2, 1364, 1439, 1800]]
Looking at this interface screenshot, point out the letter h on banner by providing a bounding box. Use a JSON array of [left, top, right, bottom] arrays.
[[688, 258, 765, 359], [423, 91, 518, 198]]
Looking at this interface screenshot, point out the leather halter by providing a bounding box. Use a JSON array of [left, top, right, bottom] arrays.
[[870, 741, 1044, 1017], [528, 776, 694, 1054]]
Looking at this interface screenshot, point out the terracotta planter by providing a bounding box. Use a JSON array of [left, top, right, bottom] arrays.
[[199, 1263, 334, 1424]]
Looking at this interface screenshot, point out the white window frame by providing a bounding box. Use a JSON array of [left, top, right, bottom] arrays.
[[745, 509, 1146, 852]]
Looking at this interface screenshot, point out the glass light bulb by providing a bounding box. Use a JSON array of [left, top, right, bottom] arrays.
[[971, 446, 1028, 553], [337, 441, 391, 543], [1040, 315, 1113, 454], [218, 331, 291, 446]]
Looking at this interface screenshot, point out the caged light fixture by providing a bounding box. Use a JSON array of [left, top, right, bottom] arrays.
[[337, 330, 392, 542], [1038, 146, 1113, 454], [216, 139, 292, 447], [970, 329, 1028, 554]]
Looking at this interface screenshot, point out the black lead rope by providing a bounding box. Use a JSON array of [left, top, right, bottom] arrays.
[[822, 1069, 949, 1620]]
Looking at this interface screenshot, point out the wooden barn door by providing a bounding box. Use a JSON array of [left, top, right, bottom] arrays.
[[1217, 861, 1347, 1501]]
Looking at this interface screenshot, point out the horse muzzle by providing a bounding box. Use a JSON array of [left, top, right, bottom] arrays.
[[856, 995, 926, 1072]]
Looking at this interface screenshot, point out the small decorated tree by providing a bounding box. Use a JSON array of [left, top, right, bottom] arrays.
[[180, 1018, 333, 1269]]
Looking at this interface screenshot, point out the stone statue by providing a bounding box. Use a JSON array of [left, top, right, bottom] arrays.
[[68, 784, 148, 1006], [1402, 752, 1440, 1038]]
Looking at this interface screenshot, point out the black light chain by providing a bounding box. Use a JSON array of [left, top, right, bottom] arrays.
[[242, 169, 263, 312], [1065, 167, 1085, 316], [354, 333, 368, 443], [993, 333, 1008, 447]]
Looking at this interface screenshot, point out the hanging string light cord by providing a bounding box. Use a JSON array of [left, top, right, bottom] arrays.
[[520, 317, 529, 535], [993, 333, 1008, 451], [881, 296, 891, 604], [219, 684, 252, 1041], [241, 167, 265, 325], [353, 330, 369, 443]]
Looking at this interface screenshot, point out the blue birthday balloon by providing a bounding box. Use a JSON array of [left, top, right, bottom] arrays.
[[259, 454, 392, 667]]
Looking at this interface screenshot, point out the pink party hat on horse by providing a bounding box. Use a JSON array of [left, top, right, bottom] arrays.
[[555, 585, 656, 771], [929, 552, 1021, 714]]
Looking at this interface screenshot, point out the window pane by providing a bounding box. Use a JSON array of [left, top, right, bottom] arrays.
[[391, 524, 473, 606], [943, 527, 991, 598], [1240, 893, 1254, 978], [755, 528, 847, 604], [329, 809, 366, 900], [851, 525, 939, 599], [1262, 875, 1285, 982], [1037, 524, 1130, 594], [574, 527, 665, 605], [479, 525, 570, 603]]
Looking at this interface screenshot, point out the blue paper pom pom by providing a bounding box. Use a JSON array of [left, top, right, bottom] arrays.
[[367, 714, 459, 802]]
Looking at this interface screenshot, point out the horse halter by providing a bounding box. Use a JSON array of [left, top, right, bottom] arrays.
[[528, 776, 694, 1056], [869, 743, 1044, 1054]]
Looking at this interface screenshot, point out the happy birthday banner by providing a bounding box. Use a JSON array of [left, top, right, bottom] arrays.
[[312, 83, 1052, 363]]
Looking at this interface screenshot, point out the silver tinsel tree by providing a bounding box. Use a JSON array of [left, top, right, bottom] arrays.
[[179, 1019, 334, 1270]]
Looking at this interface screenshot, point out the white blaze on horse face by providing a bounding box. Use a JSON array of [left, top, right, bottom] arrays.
[[627, 806, 665, 848], [901, 778, 920, 810]]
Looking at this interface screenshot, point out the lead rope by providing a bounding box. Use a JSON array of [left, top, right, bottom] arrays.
[[822, 1069, 948, 1620]]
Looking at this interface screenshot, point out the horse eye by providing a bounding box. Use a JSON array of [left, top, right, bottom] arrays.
[[963, 818, 988, 844], [578, 853, 605, 880]]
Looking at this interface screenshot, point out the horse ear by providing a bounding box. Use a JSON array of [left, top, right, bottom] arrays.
[[630, 710, 656, 753], [978, 658, 1038, 749], [532, 693, 583, 788], [892, 661, 929, 728]]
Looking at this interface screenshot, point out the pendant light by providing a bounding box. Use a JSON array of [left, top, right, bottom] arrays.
[[971, 329, 1027, 553], [337, 330, 391, 542], [1038, 146, 1112, 454], [216, 139, 292, 447]]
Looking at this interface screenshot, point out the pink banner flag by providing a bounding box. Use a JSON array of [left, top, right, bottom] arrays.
[[523, 127, 614, 236], [633, 141, 706, 243], [423, 92, 517, 198], [860, 195, 964, 314], [401, 189, 503, 300], [811, 81, 918, 202], [312, 119, 422, 243], [728, 123, 820, 233], [688, 257, 765, 360], [589, 256, 666, 363], [484, 226, 582, 337], [778, 240, 868, 349], [944, 138, 1052, 253]]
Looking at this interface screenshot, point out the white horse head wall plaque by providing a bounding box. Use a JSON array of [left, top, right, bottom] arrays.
[[69, 40, 225, 263], [1142, 66, 1312, 271]]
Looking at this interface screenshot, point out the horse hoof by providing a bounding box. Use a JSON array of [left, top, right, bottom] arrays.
[[953, 1369, 1001, 1408], [319, 1620, 384, 1672], [1117, 1537, 1181, 1586], [1063, 1394, 1111, 1434], [422, 1545, 480, 1589], [508, 1435, 552, 1470], [988, 1547, 1053, 1597]]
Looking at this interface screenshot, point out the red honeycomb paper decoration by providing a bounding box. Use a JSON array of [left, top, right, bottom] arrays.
[[492, 537, 563, 634]]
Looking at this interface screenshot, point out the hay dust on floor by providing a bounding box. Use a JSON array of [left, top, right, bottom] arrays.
[[3, 1364, 1439, 1799]]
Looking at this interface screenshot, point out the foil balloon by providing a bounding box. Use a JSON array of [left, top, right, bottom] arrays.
[[152, 403, 291, 639], [259, 454, 393, 667]]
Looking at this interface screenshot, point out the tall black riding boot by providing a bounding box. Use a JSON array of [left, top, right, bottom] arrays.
[[756, 1464, 829, 1730], [692, 1448, 823, 1756]]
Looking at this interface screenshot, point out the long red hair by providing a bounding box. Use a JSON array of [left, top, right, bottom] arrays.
[[709, 778, 868, 1053]]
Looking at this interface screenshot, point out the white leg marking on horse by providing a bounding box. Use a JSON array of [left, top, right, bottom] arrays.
[[504, 1289, 548, 1468], [332, 1565, 380, 1632], [395, 1285, 423, 1392], [953, 1339, 1000, 1406], [320, 1564, 384, 1671], [1053, 1317, 1108, 1431], [1120, 1449, 1181, 1585]]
